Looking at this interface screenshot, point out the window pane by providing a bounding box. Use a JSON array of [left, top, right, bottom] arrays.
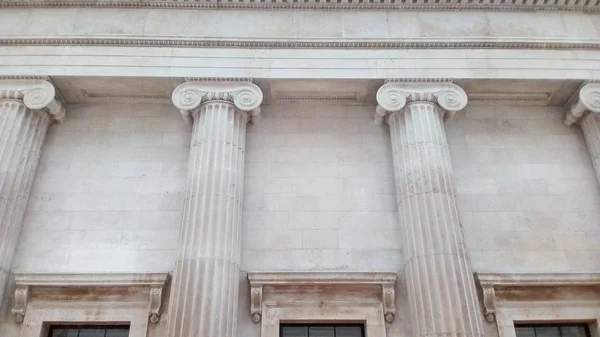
[[516, 327, 536, 337], [52, 329, 79, 337], [282, 326, 309, 337], [78, 329, 106, 337], [336, 326, 363, 337], [106, 330, 130, 337], [560, 326, 589, 337], [308, 326, 334, 337], [535, 327, 561, 337]]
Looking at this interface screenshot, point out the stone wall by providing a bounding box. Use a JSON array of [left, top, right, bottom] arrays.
[[5, 102, 599, 337], [12, 102, 600, 275], [12, 103, 190, 274], [450, 105, 600, 273]]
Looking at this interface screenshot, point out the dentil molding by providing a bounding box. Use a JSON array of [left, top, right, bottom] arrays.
[[11, 273, 169, 324], [476, 273, 600, 323], [0, 0, 599, 11], [375, 81, 468, 124], [0, 79, 66, 122], [564, 83, 600, 126], [247, 272, 397, 324], [172, 81, 263, 124], [2, 37, 600, 51]]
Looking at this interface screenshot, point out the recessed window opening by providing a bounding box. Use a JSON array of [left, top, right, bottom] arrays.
[[515, 324, 591, 337], [280, 323, 365, 337], [48, 325, 130, 337]]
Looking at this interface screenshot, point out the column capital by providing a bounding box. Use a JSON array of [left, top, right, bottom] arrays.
[[0, 79, 65, 122], [374, 81, 468, 124], [172, 81, 263, 124], [564, 83, 600, 126]]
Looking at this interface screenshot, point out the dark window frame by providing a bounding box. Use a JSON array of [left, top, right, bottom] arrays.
[[280, 323, 365, 337], [515, 323, 592, 337], [48, 325, 130, 337]]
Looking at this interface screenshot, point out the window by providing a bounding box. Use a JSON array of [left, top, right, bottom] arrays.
[[280, 324, 364, 337], [515, 324, 591, 337], [48, 325, 130, 337]]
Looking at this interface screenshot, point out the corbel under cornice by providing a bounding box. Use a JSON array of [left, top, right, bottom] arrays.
[[11, 273, 170, 324], [476, 272, 600, 323]]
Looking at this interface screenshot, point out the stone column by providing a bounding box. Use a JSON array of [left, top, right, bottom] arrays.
[[564, 83, 600, 183], [375, 82, 484, 337], [0, 79, 65, 309], [168, 81, 262, 337]]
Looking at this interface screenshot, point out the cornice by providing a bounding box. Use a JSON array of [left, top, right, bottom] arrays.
[[476, 272, 600, 323], [247, 272, 397, 323], [1, 0, 600, 11], [2, 37, 600, 51], [12, 272, 170, 324]]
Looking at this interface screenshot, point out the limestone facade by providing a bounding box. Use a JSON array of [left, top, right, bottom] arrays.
[[0, 4, 599, 337]]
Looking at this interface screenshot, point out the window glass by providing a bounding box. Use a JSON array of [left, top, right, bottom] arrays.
[[515, 324, 590, 337], [281, 324, 363, 337], [48, 326, 129, 337]]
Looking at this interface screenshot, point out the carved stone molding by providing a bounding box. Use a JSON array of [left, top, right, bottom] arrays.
[[2, 37, 600, 51], [11, 273, 169, 324], [247, 272, 397, 324], [172, 81, 263, 124], [0, 0, 599, 11], [476, 273, 600, 323], [564, 83, 600, 126], [0, 79, 66, 122], [375, 81, 468, 124]]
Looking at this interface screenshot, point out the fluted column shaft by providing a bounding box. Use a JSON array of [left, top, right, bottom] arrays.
[[169, 81, 262, 337], [0, 80, 65, 311], [564, 83, 600, 185], [376, 82, 483, 337]]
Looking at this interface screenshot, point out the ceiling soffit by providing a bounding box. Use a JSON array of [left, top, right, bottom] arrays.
[[1, 0, 599, 11], [49, 77, 584, 107]]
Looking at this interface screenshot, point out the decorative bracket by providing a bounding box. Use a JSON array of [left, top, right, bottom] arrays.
[[12, 284, 29, 323], [382, 284, 396, 323], [374, 81, 468, 124], [481, 283, 497, 323], [250, 284, 263, 323], [247, 272, 397, 324], [148, 284, 165, 324]]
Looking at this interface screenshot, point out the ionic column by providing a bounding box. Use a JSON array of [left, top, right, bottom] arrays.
[[564, 83, 600, 184], [0, 79, 65, 310], [375, 82, 484, 337], [168, 81, 262, 337]]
